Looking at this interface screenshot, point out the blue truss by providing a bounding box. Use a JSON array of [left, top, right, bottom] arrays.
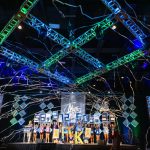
[[74, 48, 105, 69], [1, 46, 39, 69], [0, 46, 73, 85], [24, 14, 110, 69], [24, 14, 71, 48], [101, 0, 147, 45]]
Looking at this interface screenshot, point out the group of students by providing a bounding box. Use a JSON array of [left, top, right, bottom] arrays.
[[24, 120, 116, 144]]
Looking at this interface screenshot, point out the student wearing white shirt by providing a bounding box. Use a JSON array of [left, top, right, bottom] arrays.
[[103, 123, 109, 144]]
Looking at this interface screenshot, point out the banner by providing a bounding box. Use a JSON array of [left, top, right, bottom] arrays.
[[85, 128, 91, 139], [53, 129, 59, 139], [61, 92, 85, 123]]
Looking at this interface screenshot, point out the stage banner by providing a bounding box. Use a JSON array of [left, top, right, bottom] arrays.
[[53, 129, 59, 139], [61, 92, 85, 123], [85, 128, 91, 139], [0, 94, 3, 113]]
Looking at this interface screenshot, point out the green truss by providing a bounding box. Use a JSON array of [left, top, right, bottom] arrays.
[[0, 0, 39, 45], [75, 49, 145, 85], [42, 15, 114, 68]]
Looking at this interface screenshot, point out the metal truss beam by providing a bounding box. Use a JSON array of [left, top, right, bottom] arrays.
[[72, 15, 114, 47], [25, 15, 114, 69], [74, 48, 105, 69], [75, 49, 145, 85], [0, 0, 39, 45], [25, 14, 71, 48], [100, 0, 147, 45], [41, 48, 69, 69], [0, 46, 73, 85]]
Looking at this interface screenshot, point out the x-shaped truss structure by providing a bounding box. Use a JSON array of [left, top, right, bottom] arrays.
[[0, 0, 147, 86]]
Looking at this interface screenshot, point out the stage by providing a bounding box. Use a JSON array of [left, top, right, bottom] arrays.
[[3, 143, 137, 150]]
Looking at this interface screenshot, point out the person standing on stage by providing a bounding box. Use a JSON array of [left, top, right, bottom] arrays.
[[27, 120, 33, 143], [45, 123, 51, 143], [90, 124, 94, 144], [33, 124, 38, 143], [95, 124, 100, 143], [75, 121, 83, 144], [53, 120, 59, 143], [112, 124, 121, 150], [64, 123, 69, 143], [103, 123, 109, 144], [58, 123, 62, 142], [68, 124, 74, 144], [40, 124, 45, 141]]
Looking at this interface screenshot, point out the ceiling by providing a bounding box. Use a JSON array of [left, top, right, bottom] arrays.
[[0, 0, 150, 94]]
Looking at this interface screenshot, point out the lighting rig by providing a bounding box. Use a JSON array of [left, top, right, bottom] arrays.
[[0, 0, 148, 85]]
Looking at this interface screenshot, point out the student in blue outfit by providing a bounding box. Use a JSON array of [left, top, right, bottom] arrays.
[[63, 123, 69, 143], [95, 124, 100, 143]]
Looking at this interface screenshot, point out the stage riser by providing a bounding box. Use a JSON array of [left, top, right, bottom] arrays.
[[7, 143, 137, 150]]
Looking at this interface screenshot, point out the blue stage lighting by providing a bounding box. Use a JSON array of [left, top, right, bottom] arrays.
[[133, 39, 143, 49]]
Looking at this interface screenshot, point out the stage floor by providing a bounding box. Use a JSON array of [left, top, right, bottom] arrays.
[[4, 142, 137, 150]]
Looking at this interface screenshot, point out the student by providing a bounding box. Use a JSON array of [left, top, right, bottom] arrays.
[[68, 124, 74, 144], [90, 124, 94, 144], [103, 123, 109, 144], [95, 124, 100, 143], [84, 124, 90, 144], [45, 123, 51, 143], [58, 123, 63, 142], [53, 120, 59, 143], [75, 121, 83, 144], [27, 120, 33, 143], [40, 124, 45, 141], [33, 124, 38, 143], [64, 123, 69, 143]]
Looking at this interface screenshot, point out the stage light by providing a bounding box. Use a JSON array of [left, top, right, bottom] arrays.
[[88, 91, 91, 93], [108, 91, 111, 94], [93, 84, 96, 87], [71, 92, 74, 93], [133, 39, 143, 49], [18, 25, 23, 30], [121, 76, 124, 79], [142, 61, 148, 69], [111, 25, 117, 30]]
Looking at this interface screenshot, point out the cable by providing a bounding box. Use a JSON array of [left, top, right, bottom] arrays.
[[53, 0, 111, 20]]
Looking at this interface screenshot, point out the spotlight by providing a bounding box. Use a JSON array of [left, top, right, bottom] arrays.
[[88, 91, 91, 94], [93, 84, 96, 87], [108, 91, 111, 94], [40, 91, 43, 94], [142, 61, 148, 69], [18, 25, 23, 30], [112, 25, 117, 30], [121, 76, 124, 79]]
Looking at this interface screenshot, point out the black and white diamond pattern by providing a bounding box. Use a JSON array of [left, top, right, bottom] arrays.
[[121, 96, 139, 128]]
